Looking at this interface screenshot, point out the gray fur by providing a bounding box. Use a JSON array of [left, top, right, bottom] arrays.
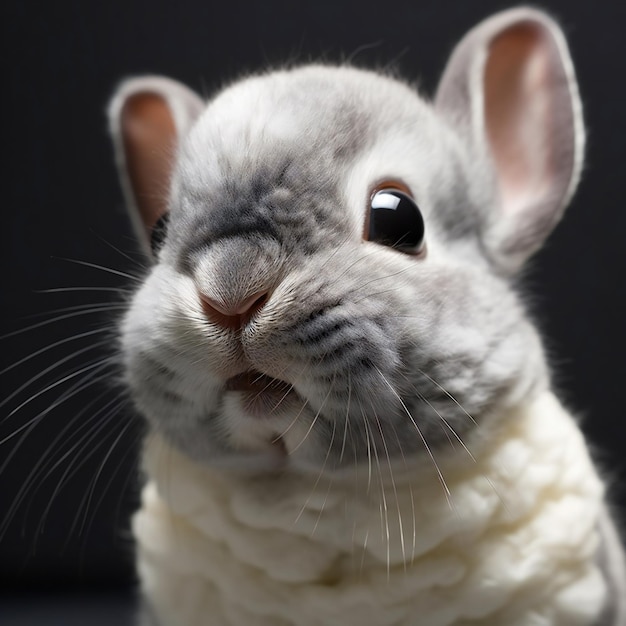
[[121, 63, 545, 471]]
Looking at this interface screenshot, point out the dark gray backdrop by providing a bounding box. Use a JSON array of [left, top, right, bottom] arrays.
[[2, 0, 625, 594]]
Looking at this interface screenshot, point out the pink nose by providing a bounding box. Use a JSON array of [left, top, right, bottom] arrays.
[[199, 290, 269, 330]]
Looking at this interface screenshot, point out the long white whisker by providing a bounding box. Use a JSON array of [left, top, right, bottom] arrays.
[[310, 417, 337, 537], [361, 401, 390, 578], [1, 341, 113, 413], [34, 286, 131, 295], [323, 246, 383, 289], [0, 360, 114, 446], [0, 308, 120, 340], [18, 302, 126, 321], [374, 366, 453, 510], [0, 328, 110, 376], [372, 410, 406, 571], [387, 413, 417, 564], [53, 257, 142, 282], [78, 415, 135, 536], [271, 360, 314, 442], [397, 369, 477, 464], [289, 377, 334, 456], [3, 389, 119, 535], [415, 368, 478, 426], [83, 420, 141, 549], [91, 233, 148, 269], [347, 265, 412, 302], [30, 398, 128, 544], [360, 527, 370, 577], [338, 371, 351, 466], [43, 398, 129, 491], [357, 396, 373, 493], [414, 391, 477, 464], [0, 367, 117, 539], [293, 378, 337, 526], [272, 398, 310, 443]]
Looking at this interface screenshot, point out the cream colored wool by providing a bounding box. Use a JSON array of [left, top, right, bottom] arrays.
[[134, 392, 607, 626]]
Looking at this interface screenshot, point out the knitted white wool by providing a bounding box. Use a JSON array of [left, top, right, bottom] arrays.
[[134, 392, 608, 626]]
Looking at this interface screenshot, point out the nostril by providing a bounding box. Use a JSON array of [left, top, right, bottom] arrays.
[[199, 290, 269, 330], [235, 291, 269, 316]]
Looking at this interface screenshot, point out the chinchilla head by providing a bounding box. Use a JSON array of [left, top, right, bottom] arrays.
[[109, 8, 584, 474]]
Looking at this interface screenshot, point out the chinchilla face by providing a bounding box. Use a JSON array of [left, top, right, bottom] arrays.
[[110, 9, 584, 474]]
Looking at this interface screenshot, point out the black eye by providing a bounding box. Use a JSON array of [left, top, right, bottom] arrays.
[[367, 188, 425, 254], [150, 213, 169, 254]]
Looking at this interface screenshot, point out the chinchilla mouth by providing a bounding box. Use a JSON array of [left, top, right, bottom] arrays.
[[225, 371, 292, 394]]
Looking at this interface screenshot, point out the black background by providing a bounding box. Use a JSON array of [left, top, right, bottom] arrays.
[[2, 0, 625, 597]]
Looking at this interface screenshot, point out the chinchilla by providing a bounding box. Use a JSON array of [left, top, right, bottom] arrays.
[[108, 7, 626, 626]]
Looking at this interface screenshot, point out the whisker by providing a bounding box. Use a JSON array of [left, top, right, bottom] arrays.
[[0, 359, 114, 447], [310, 235, 353, 277], [0, 340, 113, 413], [53, 257, 142, 282], [248, 363, 296, 412], [347, 265, 412, 302], [6, 389, 120, 536], [0, 308, 120, 340], [91, 232, 148, 270], [372, 409, 406, 572], [372, 413, 392, 581], [386, 413, 417, 564], [360, 526, 370, 577], [338, 371, 351, 465], [395, 368, 477, 464], [323, 246, 386, 292], [81, 421, 142, 556], [19, 302, 126, 321], [0, 367, 117, 539], [406, 375, 510, 517], [374, 366, 454, 510], [352, 285, 410, 306], [0, 327, 110, 376], [288, 376, 334, 456], [34, 286, 131, 295], [403, 381, 477, 464], [272, 398, 310, 443], [271, 360, 314, 442], [310, 417, 338, 537], [293, 377, 337, 526], [359, 397, 373, 493], [42, 397, 129, 492], [77, 414, 135, 536], [415, 368, 478, 427], [110, 427, 144, 537], [30, 399, 129, 548], [269, 384, 296, 413]]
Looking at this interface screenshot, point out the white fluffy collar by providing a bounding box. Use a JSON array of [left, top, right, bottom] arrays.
[[134, 392, 607, 625]]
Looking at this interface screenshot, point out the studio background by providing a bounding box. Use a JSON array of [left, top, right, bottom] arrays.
[[2, 0, 625, 616]]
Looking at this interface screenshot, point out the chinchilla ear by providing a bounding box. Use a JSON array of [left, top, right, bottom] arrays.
[[435, 8, 584, 274], [108, 76, 204, 256]]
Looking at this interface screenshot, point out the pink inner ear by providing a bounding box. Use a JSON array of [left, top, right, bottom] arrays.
[[484, 23, 555, 215], [121, 93, 177, 235]]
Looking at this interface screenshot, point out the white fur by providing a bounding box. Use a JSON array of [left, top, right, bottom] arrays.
[[134, 392, 607, 625]]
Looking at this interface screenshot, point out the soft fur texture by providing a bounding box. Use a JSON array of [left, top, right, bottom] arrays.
[[108, 7, 626, 626], [135, 392, 607, 626]]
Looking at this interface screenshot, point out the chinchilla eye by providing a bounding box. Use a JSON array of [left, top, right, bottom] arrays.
[[367, 187, 425, 254], [150, 213, 169, 254]]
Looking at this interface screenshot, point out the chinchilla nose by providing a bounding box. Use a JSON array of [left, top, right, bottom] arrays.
[[199, 290, 269, 331], [193, 237, 280, 330]]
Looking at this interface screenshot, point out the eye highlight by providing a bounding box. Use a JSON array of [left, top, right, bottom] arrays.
[[366, 184, 425, 255]]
